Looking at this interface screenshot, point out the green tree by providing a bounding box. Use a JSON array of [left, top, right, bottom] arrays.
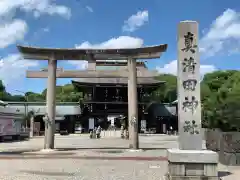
[[0, 80, 25, 101], [218, 72, 240, 130], [201, 70, 240, 131], [202, 70, 237, 92], [0, 80, 5, 92], [42, 84, 83, 102], [153, 74, 177, 103]]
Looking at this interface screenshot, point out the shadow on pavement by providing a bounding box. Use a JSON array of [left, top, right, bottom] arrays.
[[19, 170, 75, 176], [1, 155, 167, 161], [0, 147, 166, 156], [0, 149, 38, 155], [56, 147, 166, 151], [218, 171, 232, 177], [0, 138, 29, 143]]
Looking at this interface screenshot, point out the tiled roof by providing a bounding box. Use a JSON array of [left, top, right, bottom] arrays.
[[72, 77, 164, 85]]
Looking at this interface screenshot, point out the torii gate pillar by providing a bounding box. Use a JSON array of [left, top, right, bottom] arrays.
[[128, 57, 139, 149], [44, 58, 57, 149]]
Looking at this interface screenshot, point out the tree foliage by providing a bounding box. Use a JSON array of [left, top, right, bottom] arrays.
[[40, 84, 82, 102], [152, 74, 177, 103], [0, 80, 26, 101], [0, 81, 82, 103], [201, 70, 240, 131]]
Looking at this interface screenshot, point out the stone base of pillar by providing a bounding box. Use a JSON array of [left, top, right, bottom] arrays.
[[29, 130, 34, 138], [126, 149, 143, 152], [40, 149, 56, 153], [129, 143, 139, 150], [165, 149, 219, 180]]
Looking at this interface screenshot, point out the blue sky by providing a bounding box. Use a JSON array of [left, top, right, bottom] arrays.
[[0, 0, 239, 95]]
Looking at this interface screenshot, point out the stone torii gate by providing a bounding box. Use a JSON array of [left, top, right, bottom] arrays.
[[17, 45, 167, 150]]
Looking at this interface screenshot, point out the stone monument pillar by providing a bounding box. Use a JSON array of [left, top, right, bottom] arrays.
[[128, 57, 139, 149], [166, 21, 219, 179], [44, 58, 57, 149]]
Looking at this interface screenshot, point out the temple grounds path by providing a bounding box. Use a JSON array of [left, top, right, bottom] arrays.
[[0, 135, 236, 179]]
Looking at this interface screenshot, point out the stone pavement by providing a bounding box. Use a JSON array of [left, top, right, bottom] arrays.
[[0, 134, 237, 179]]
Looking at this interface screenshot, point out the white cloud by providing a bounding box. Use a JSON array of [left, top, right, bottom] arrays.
[[68, 60, 88, 70], [122, 10, 149, 32], [0, 19, 27, 48], [157, 9, 240, 78], [42, 27, 50, 32], [86, 6, 93, 13], [200, 9, 240, 57], [0, 0, 71, 19], [0, 0, 70, 48], [0, 0, 71, 87], [156, 60, 217, 77], [0, 54, 38, 86], [75, 36, 143, 49], [70, 36, 144, 69]]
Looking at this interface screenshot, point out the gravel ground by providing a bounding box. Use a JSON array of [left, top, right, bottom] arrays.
[[0, 135, 236, 179], [0, 159, 168, 180]]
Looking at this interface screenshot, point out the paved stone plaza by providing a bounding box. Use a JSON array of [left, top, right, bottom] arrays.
[[0, 135, 237, 179]]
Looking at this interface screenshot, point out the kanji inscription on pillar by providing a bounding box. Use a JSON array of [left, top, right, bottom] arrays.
[[177, 21, 202, 150], [182, 79, 197, 91]]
